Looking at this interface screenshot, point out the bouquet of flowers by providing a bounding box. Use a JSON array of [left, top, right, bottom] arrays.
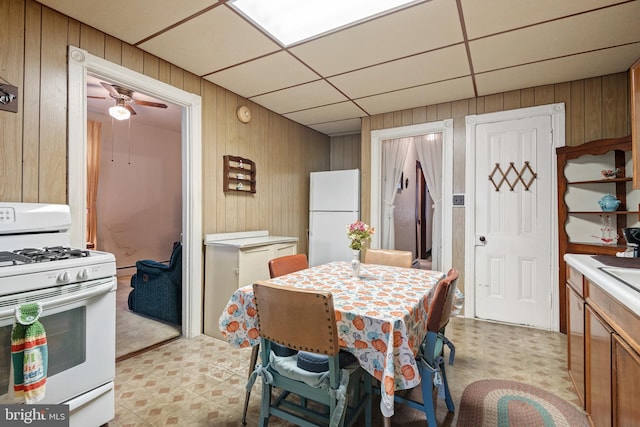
[[346, 220, 375, 251]]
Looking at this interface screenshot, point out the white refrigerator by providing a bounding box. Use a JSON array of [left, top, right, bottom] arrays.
[[308, 169, 360, 267]]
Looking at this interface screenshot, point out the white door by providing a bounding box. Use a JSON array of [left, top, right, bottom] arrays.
[[474, 115, 553, 329]]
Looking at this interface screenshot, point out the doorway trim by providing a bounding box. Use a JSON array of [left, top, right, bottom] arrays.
[[370, 119, 453, 271], [464, 103, 565, 331], [68, 46, 203, 338]]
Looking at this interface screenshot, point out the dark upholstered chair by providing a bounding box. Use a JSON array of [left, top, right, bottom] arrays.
[[128, 242, 182, 325]]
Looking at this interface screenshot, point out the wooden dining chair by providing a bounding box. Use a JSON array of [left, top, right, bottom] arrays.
[[251, 281, 372, 427], [394, 268, 459, 427], [268, 253, 309, 278], [363, 248, 413, 268], [241, 253, 309, 425]]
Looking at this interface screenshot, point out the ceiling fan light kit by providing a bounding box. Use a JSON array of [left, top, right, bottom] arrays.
[[95, 81, 168, 121], [109, 103, 131, 120]]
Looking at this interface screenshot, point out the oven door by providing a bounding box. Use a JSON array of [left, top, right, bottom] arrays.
[[0, 278, 116, 404]]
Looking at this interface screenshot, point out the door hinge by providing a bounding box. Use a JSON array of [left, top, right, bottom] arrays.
[[549, 291, 553, 309]]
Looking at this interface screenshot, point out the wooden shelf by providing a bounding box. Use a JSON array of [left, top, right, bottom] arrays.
[[569, 211, 640, 215], [556, 135, 634, 333], [568, 177, 632, 185], [223, 155, 256, 193]]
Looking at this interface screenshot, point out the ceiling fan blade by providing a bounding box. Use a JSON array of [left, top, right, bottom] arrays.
[[100, 81, 120, 97], [87, 96, 107, 99], [126, 105, 137, 115], [133, 99, 168, 109]]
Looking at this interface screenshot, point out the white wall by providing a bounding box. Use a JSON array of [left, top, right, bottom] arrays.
[[89, 111, 182, 269]]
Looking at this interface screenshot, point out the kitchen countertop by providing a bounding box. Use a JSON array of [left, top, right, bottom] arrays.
[[565, 253, 640, 316], [204, 230, 298, 248]]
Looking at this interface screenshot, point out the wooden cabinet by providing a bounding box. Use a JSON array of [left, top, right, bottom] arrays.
[[203, 231, 298, 339], [556, 136, 637, 332], [565, 271, 640, 427], [567, 282, 585, 406], [586, 304, 612, 427], [631, 58, 640, 189], [613, 334, 640, 426]]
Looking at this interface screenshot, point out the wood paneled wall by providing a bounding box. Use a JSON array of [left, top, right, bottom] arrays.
[[359, 72, 630, 328], [0, 0, 329, 255], [330, 134, 361, 171]]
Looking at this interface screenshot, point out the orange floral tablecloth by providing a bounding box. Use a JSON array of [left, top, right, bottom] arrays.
[[218, 261, 454, 417]]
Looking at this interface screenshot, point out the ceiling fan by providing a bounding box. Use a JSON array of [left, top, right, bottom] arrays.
[[89, 82, 167, 120]]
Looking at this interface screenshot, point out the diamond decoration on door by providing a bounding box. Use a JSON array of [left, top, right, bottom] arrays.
[[489, 161, 537, 191]]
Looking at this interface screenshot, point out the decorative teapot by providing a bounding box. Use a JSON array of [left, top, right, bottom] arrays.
[[598, 194, 621, 212]]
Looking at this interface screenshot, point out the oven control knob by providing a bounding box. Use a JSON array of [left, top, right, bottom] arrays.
[[78, 269, 89, 280], [58, 271, 71, 283]]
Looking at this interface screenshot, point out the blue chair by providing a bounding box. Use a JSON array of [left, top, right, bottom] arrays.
[[128, 242, 182, 325], [393, 269, 459, 426], [249, 281, 372, 427]]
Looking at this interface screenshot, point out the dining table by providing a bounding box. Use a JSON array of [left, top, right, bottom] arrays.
[[218, 260, 463, 419]]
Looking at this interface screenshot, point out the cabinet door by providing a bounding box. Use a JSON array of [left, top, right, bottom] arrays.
[[613, 334, 640, 427], [586, 305, 612, 427], [238, 246, 273, 287], [567, 284, 585, 406]]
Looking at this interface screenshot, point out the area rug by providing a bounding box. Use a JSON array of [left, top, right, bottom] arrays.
[[456, 379, 590, 427]]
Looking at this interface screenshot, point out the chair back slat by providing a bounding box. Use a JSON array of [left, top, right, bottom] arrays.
[[253, 281, 339, 356], [363, 249, 412, 268], [427, 269, 459, 333], [268, 254, 309, 278]]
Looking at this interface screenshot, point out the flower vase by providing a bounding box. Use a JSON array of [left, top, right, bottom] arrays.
[[351, 250, 361, 279]]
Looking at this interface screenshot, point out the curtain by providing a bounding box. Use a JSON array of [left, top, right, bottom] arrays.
[[87, 120, 102, 249], [381, 138, 410, 248], [414, 133, 443, 270]]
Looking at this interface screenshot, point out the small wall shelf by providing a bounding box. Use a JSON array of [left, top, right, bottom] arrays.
[[223, 155, 256, 193]]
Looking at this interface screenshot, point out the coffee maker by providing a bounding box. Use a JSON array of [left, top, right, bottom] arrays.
[[622, 228, 640, 257]]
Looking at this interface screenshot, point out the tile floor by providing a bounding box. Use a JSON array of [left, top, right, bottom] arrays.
[[108, 317, 583, 426]]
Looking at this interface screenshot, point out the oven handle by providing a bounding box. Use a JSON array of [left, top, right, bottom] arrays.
[[0, 278, 116, 319]]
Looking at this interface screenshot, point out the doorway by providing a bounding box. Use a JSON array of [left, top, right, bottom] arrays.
[[415, 160, 432, 261], [67, 46, 203, 338], [370, 120, 453, 272], [465, 103, 565, 331]]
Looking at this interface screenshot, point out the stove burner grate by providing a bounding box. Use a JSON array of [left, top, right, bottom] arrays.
[[12, 246, 91, 263]]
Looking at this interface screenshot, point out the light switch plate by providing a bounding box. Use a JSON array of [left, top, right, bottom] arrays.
[[452, 194, 465, 206]]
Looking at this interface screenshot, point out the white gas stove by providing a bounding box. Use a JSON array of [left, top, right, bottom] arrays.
[[0, 203, 116, 427], [0, 203, 115, 296]]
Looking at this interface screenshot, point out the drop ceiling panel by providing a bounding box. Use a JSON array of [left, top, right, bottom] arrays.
[[289, 0, 462, 77], [284, 102, 367, 125], [356, 77, 475, 115], [308, 118, 362, 136], [476, 42, 640, 96], [329, 44, 469, 99], [470, 2, 640, 73], [37, 0, 640, 136], [461, 0, 626, 39], [138, 6, 280, 76], [250, 81, 347, 114], [204, 52, 319, 98], [36, 0, 217, 44]]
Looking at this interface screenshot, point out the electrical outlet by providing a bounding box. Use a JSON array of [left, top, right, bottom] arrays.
[[452, 194, 465, 207]]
